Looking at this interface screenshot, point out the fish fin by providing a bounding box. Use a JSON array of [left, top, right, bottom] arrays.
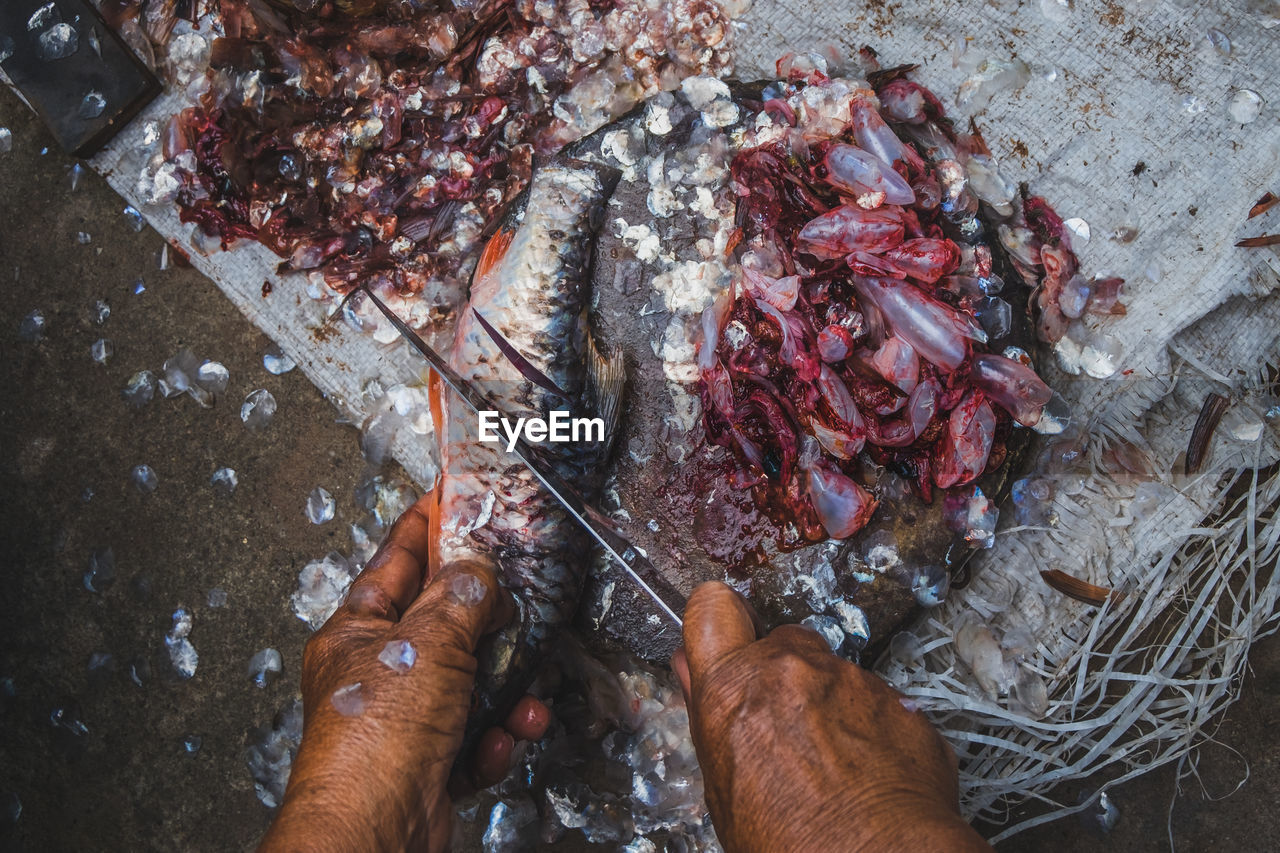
[[425, 370, 445, 579], [586, 331, 626, 450], [474, 227, 515, 285]]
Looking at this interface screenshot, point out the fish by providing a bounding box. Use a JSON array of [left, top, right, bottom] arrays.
[[427, 157, 624, 747]]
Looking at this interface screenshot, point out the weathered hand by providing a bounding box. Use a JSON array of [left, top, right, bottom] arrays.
[[259, 495, 549, 853], [672, 582, 992, 853]]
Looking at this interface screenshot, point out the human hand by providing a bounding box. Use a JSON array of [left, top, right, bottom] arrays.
[[259, 495, 551, 853], [671, 582, 991, 853]]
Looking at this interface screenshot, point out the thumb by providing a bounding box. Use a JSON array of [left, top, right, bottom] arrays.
[[398, 559, 514, 655], [682, 581, 759, 684]]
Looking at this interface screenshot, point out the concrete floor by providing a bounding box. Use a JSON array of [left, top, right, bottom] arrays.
[[1, 87, 1278, 852]]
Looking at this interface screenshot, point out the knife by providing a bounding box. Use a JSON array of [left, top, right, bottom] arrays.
[[356, 285, 687, 628]]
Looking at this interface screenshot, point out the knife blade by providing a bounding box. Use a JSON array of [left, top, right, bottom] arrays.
[[357, 285, 687, 628]]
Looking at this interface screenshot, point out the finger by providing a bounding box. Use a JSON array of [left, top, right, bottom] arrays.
[[504, 696, 551, 742], [398, 559, 513, 654], [671, 646, 691, 702], [472, 726, 515, 789], [683, 582, 759, 681], [343, 493, 435, 621]]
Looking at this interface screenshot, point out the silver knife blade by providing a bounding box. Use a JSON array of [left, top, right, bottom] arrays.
[[358, 286, 686, 628]]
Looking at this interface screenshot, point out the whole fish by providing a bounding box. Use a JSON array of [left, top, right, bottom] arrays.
[[428, 157, 623, 745]]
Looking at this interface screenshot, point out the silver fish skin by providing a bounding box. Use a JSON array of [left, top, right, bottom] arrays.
[[435, 157, 622, 729]]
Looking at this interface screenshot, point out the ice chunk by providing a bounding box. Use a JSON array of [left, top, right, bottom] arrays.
[[122, 206, 145, 232], [378, 640, 417, 674], [862, 529, 900, 573], [831, 599, 871, 648], [963, 488, 999, 548], [801, 614, 845, 652], [91, 299, 110, 325], [195, 361, 229, 394], [448, 573, 488, 607], [482, 797, 539, 852], [79, 91, 106, 120], [19, 310, 46, 342], [241, 389, 278, 429], [330, 683, 366, 716], [207, 588, 228, 608], [90, 338, 113, 364], [248, 648, 283, 688], [38, 23, 79, 61], [291, 552, 358, 630], [263, 343, 297, 375], [182, 734, 203, 755], [83, 547, 116, 593], [910, 564, 950, 607], [245, 699, 303, 808], [210, 467, 238, 495], [1228, 89, 1263, 124], [306, 487, 335, 524], [165, 611, 197, 682], [955, 58, 1030, 110], [131, 464, 158, 494], [0, 127, 11, 155]]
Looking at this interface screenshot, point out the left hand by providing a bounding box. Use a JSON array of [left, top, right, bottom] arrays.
[[259, 495, 550, 852]]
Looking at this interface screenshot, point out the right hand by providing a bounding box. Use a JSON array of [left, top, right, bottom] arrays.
[[672, 582, 992, 853]]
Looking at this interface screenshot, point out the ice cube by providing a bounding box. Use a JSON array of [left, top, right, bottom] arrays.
[[306, 487, 335, 525], [248, 648, 283, 688], [131, 464, 158, 494], [241, 389, 278, 429], [378, 640, 418, 674]]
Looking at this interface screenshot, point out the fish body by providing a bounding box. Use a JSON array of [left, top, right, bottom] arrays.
[[431, 158, 622, 732]]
